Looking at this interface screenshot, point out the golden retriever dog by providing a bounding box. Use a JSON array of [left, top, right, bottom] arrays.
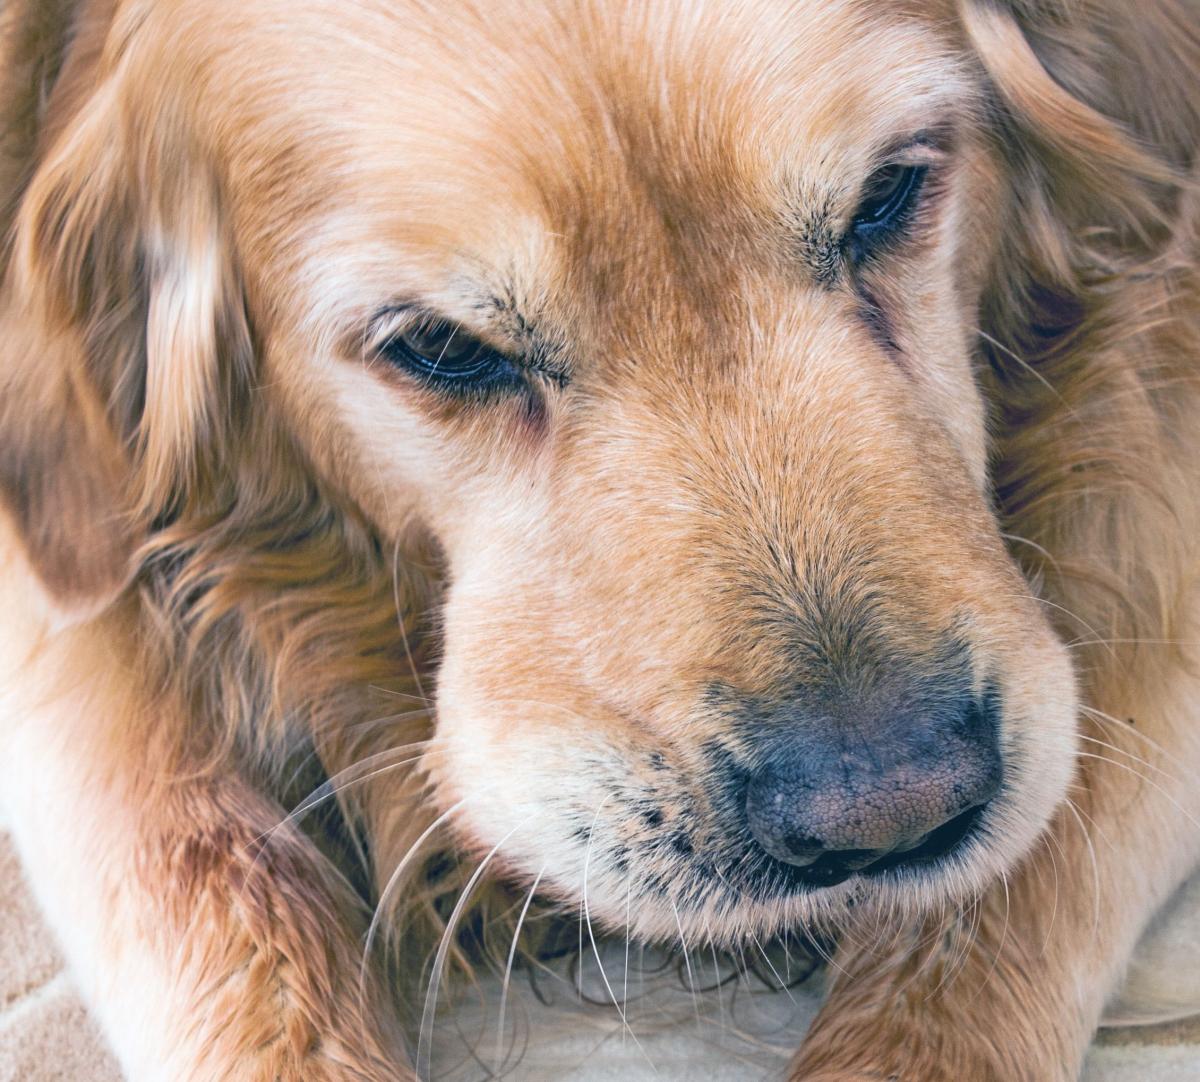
[[1, 0, 1198, 1078]]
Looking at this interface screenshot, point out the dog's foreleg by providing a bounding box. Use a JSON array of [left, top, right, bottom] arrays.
[[0, 608, 414, 1082]]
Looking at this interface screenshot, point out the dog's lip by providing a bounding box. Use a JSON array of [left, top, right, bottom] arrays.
[[859, 802, 987, 876], [743, 802, 988, 894]]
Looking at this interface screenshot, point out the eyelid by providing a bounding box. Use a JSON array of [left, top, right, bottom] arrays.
[[364, 306, 510, 359], [890, 144, 946, 170], [873, 127, 955, 172], [364, 307, 417, 355], [359, 306, 571, 389]]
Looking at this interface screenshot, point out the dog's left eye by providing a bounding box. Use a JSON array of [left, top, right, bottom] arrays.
[[379, 317, 519, 390], [848, 164, 928, 258]]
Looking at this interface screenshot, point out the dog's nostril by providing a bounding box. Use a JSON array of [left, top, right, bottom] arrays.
[[746, 766, 996, 871], [777, 831, 824, 867], [828, 848, 883, 872]]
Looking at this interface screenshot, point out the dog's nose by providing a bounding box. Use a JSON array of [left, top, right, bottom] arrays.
[[743, 693, 1002, 888]]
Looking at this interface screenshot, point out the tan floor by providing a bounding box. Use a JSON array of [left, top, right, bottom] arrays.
[[0, 834, 120, 1082]]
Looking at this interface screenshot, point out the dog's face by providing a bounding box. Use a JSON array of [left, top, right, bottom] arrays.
[[55, 0, 1080, 941]]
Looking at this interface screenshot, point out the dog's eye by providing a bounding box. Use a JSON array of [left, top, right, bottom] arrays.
[[380, 317, 518, 389], [848, 164, 927, 258]]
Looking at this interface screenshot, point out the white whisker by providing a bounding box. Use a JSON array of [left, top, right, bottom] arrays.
[[493, 864, 546, 1079], [970, 871, 1010, 1003], [417, 819, 529, 1080], [358, 796, 469, 1013], [669, 899, 702, 1031], [1062, 798, 1103, 949]]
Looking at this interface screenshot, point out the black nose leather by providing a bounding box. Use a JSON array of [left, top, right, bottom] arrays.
[[744, 692, 1002, 887]]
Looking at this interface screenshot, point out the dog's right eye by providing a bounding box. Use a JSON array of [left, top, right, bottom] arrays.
[[847, 164, 928, 262], [378, 316, 520, 391]]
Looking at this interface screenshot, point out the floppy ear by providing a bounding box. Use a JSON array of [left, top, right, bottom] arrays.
[[0, 73, 251, 616], [958, 0, 1199, 275]]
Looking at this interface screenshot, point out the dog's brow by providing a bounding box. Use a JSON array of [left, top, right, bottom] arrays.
[[790, 193, 843, 285], [477, 290, 536, 341], [475, 289, 567, 369]]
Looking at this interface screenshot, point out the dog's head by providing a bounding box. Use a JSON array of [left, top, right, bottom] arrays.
[[2, 0, 1189, 941]]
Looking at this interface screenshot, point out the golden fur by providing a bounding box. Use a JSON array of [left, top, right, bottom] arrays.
[[0, 0, 1198, 1079]]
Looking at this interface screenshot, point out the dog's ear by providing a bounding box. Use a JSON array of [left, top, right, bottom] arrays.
[[0, 73, 251, 617], [958, 0, 1198, 272]]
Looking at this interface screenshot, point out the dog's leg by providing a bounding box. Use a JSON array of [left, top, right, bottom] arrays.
[[0, 606, 414, 1081], [790, 660, 1200, 1082]]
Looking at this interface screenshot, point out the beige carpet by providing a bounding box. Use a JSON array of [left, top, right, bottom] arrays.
[[3, 820, 1200, 1081], [0, 832, 120, 1082]]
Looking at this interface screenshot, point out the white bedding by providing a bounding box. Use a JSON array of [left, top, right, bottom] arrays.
[[432, 941, 822, 1081], [430, 874, 1200, 1081]]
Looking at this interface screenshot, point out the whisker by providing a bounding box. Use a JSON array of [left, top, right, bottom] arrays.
[[241, 744, 445, 915], [417, 819, 529, 1080], [1037, 824, 1064, 957], [970, 871, 1010, 1003], [747, 929, 797, 1007], [359, 796, 469, 1011], [669, 899, 702, 1031], [1073, 750, 1200, 833], [493, 865, 546, 1079], [1067, 637, 1200, 651], [1013, 594, 1117, 661], [576, 903, 584, 1003], [581, 797, 617, 1004], [365, 685, 435, 706], [945, 892, 984, 995], [1062, 798, 1103, 949], [1057, 785, 1118, 857], [707, 931, 726, 1029], [265, 745, 443, 842], [391, 537, 428, 705], [797, 921, 846, 979], [912, 900, 954, 1002], [1076, 732, 1198, 804], [1083, 705, 1189, 768], [623, 876, 633, 1046], [975, 328, 1073, 413], [999, 530, 1063, 578], [581, 798, 658, 1073]]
